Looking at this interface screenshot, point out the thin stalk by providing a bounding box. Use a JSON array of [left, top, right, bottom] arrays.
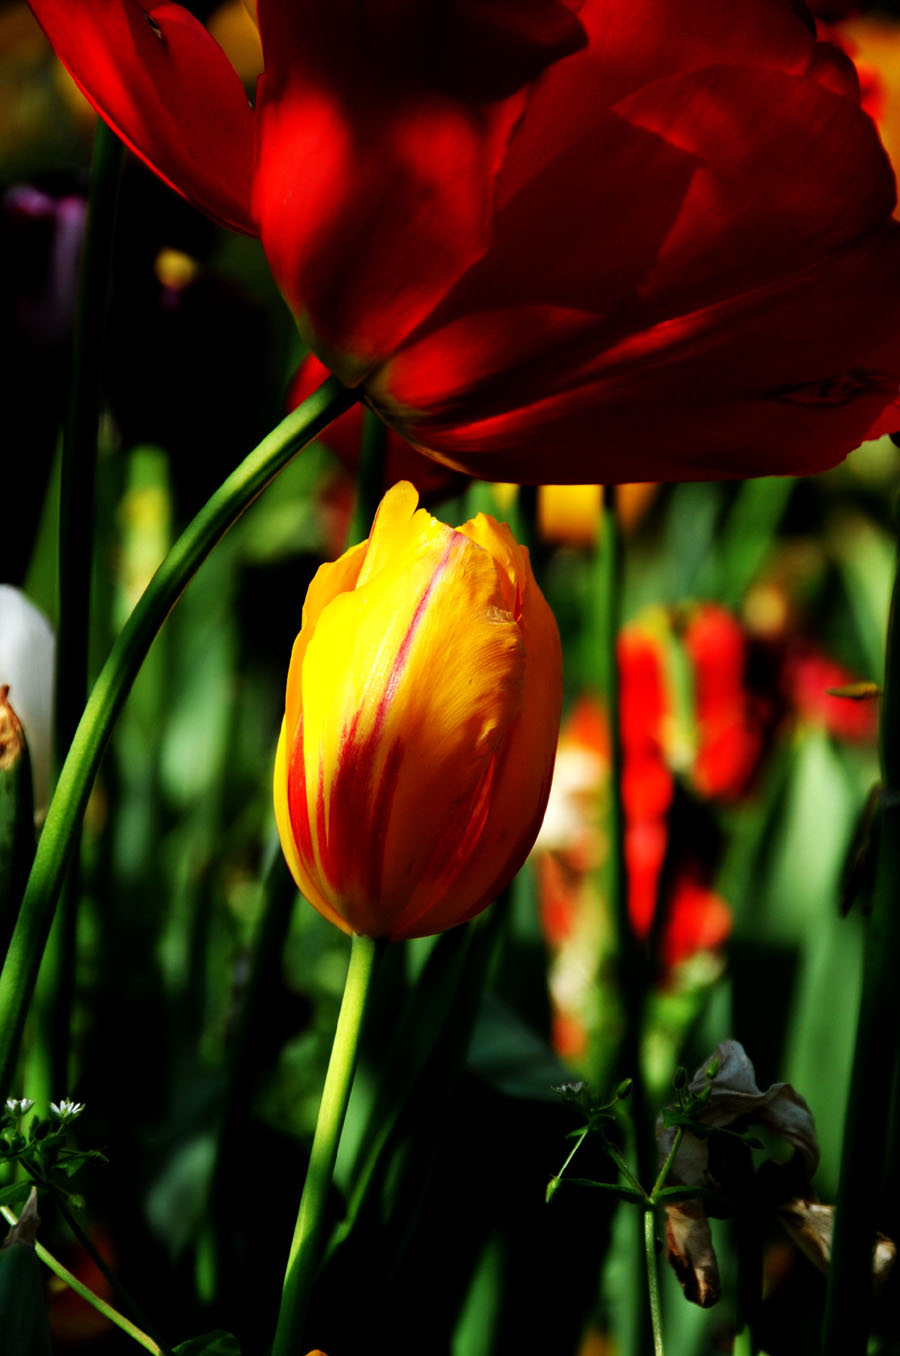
[[650, 1127, 685, 1200], [0, 378, 356, 1103], [598, 485, 654, 1356], [55, 120, 121, 760], [822, 531, 900, 1356], [1, 1204, 164, 1356], [272, 932, 383, 1356], [555, 1128, 589, 1183], [598, 1129, 647, 1201], [347, 408, 388, 546], [42, 120, 122, 1100], [597, 488, 646, 1099], [30, 1170, 170, 1355], [644, 1206, 665, 1356]]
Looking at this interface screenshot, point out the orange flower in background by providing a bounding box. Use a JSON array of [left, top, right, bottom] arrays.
[[26, 0, 900, 483], [274, 481, 562, 940]]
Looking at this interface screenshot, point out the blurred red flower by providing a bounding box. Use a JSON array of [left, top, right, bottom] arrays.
[[684, 604, 763, 801], [27, 0, 900, 483], [781, 642, 878, 741]]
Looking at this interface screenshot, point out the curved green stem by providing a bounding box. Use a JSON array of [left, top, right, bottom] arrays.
[[1, 1204, 164, 1355], [0, 378, 356, 1103], [272, 932, 383, 1356], [34, 1170, 171, 1355]]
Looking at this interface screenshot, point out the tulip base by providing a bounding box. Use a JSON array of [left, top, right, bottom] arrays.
[[272, 931, 384, 1356]]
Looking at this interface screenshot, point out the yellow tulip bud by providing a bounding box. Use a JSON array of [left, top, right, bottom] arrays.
[[273, 481, 562, 940]]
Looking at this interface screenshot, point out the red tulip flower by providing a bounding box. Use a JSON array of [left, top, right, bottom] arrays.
[[28, 0, 900, 482]]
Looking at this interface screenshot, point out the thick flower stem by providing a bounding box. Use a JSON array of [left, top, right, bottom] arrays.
[[347, 408, 388, 546], [822, 532, 900, 1355], [272, 932, 383, 1356], [39, 120, 123, 1102], [0, 378, 356, 1104], [597, 485, 655, 1356]]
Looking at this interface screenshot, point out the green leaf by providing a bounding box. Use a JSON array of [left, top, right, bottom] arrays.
[[0, 1181, 32, 1208], [174, 1331, 241, 1356], [564, 1178, 644, 1204], [652, 1186, 709, 1203]]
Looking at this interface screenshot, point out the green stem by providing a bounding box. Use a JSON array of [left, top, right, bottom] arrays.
[[271, 932, 383, 1356], [597, 488, 646, 1102], [556, 1128, 589, 1182], [597, 485, 654, 1356], [822, 532, 900, 1356], [644, 1206, 665, 1356], [598, 1129, 647, 1201], [56, 120, 122, 764], [347, 408, 388, 547], [42, 120, 123, 1102], [0, 378, 356, 1103], [650, 1127, 684, 1201], [37, 1173, 171, 1355], [0, 1204, 164, 1355]]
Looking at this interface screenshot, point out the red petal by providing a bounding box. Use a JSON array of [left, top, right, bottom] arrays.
[[254, 0, 542, 379], [617, 64, 894, 320], [28, 0, 257, 234], [437, 0, 587, 101], [375, 224, 900, 483]]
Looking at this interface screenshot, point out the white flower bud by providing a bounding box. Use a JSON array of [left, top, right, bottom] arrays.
[[0, 586, 55, 818]]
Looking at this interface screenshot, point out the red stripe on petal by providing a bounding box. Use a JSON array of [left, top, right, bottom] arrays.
[[378, 535, 461, 722], [287, 715, 316, 872]]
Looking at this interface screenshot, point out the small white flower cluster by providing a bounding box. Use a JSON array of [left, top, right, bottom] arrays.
[[49, 1099, 85, 1122], [4, 1097, 35, 1118]]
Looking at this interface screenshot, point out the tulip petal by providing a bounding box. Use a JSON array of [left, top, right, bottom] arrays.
[[253, 1, 542, 379], [398, 523, 561, 937], [376, 221, 900, 482], [616, 64, 895, 319], [28, 0, 257, 233], [286, 486, 527, 937], [273, 718, 350, 934], [282, 540, 368, 745], [437, 0, 587, 101], [410, 106, 697, 323]]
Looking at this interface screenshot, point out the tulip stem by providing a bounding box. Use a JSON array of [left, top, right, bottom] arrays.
[[598, 485, 655, 1356], [347, 408, 388, 546], [272, 932, 384, 1356], [0, 377, 357, 1104], [822, 526, 900, 1356], [37, 120, 123, 1107]]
